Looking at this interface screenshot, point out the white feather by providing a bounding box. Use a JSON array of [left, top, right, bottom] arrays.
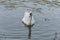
[[22, 12, 35, 25]]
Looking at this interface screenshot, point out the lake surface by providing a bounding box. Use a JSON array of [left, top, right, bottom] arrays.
[[0, 0, 60, 40]]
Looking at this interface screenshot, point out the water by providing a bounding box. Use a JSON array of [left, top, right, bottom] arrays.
[[0, 0, 60, 40]]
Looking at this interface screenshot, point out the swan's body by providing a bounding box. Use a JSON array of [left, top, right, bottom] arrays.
[[22, 11, 35, 26]]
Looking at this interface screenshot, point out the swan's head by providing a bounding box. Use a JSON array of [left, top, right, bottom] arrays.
[[29, 11, 32, 17], [23, 11, 32, 18]]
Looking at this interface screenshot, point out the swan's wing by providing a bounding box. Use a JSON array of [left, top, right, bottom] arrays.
[[22, 12, 30, 25]]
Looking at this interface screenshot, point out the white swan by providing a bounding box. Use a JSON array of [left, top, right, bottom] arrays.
[[22, 11, 35, 26], [22, 11, 35, 39]]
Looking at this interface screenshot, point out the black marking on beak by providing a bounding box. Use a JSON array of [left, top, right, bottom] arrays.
[[30, 13, 32, 16]]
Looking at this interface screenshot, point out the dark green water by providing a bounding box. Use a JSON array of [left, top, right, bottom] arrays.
[[0, 0, 60, 40]]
